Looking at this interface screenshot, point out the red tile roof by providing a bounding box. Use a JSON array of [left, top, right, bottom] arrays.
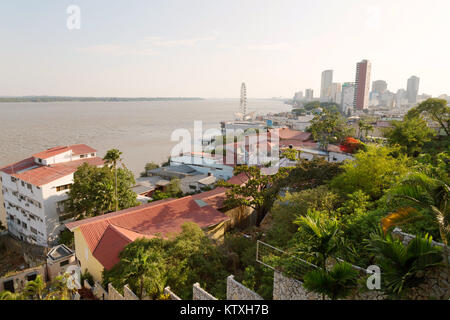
[[93, 225, 155, 270], [71, 144, 97, 155], [32, 146, 71, 159], [1, 156, 104, 186], [275, 128, 312, 141], [66, 196, 229, 270], [31, 144, 97, 159], [226, 172, 249, 186], [192, 187, 227, 210]]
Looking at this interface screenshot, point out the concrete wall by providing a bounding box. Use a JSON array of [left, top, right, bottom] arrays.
[[0, 264, 47, 293], [46, 253, 76, 280], [226, 275, 263, 300]]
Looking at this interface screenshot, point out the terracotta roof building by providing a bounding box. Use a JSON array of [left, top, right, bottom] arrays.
[[66, 196, 230, 279]]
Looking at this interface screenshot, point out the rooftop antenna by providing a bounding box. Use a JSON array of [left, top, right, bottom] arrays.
[[240, 83, 247, 116]]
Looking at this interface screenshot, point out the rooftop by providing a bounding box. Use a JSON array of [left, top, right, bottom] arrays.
[[66, 196, 229, 270], [47, 244, 74, 262], [0, 145, 103, 186]]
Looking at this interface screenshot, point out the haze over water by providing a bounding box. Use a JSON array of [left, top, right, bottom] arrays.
[[0, 99, 290, 176]]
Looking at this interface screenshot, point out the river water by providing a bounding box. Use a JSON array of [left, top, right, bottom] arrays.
[[0, 99, 290, 176]]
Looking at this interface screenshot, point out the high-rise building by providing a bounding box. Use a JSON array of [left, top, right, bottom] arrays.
[[320, 70, 333, 102], [330, 83, 342, 104], [372, 80, 387, 95], [395, 89, 407, 108], [406, 76, 420, 104], [341, 82, 355, 114], [353, 60, 372, 110], [305, 88, 314, 101]]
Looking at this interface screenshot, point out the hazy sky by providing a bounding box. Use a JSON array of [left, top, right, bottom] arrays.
[[1, 0, 449, 98]]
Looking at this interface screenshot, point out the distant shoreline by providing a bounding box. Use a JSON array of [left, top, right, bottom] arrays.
[[0, 96, 204, 103]]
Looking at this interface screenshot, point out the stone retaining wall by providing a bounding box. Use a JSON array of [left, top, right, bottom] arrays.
[[124, 284, 139, 300], [273, 271, 320, 300], [193, 283, 218, 300], [164, 286, 182, 300], [226, 275, 263, 300], [108, 283, 124, 300]]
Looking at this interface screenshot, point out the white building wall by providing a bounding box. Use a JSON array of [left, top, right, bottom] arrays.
[[0, 170, 77, 247], [0, 179, 6, 229], [40, 150, 72, 166], [41, 174, 75, 246], [1, 171, 46, 246]]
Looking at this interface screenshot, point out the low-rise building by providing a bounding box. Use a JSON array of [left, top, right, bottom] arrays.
[[66, 196, 231, 282]]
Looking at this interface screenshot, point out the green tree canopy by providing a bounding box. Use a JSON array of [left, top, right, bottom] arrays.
[[217, 165, 291, 225], [330, 146, 410, 200], [383, 116, 435, 157], [407, 98, 449, 136], [65, 163, 138, 218], [308, 109, 354, 150], [103, 223, 228, 299]]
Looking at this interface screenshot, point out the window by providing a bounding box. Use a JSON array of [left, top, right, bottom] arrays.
[[60, 260, 69, 267], [21, 181, 25, 187], [80, 154, 85, 159], [11, 177, 17, 182], [30, 227, 37, 235], [56, 184, 72, 192], [22, 222, 27, 229], [3, 280, 14, 293], [26, 274, 37, 282], [91, 153, 95, 157], [27, 184, 32, 191], [37, 158, 42, 163], [56, 200, 66, 214]]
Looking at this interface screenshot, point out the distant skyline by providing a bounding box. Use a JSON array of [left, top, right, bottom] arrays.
[[1, 0, 450, 98]]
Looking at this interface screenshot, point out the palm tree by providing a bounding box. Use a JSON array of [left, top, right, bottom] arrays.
[[386, 172, 449, 245], [0, 291, 20, 300], [367, 229, 443, 299], [23, 275, 46, 300], [294, 210, 340, 270], [103, 149, 124, 212], [44, 274, 74, 300], [303, 262, 358, 300], [121, 246, 165, 299]]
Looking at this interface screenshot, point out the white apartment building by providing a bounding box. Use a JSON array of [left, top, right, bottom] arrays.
[[0, 144, 103, 247]]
